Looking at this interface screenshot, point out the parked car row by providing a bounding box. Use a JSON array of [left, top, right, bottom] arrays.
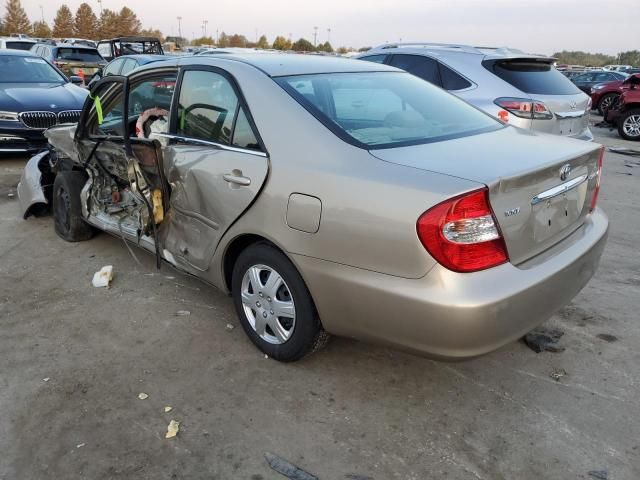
[[14, 50, 608, 362]]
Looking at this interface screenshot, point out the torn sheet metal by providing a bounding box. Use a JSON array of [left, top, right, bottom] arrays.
[[17, 151, 49, 219], [44, 124, 79, 162]]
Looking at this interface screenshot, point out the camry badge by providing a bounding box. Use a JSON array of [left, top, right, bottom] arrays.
[[504, 207, 521, 217], [559, 164, 572, 181]]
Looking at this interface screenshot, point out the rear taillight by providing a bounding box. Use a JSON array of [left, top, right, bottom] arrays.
[[495, 97, 554, 120], [589, 146, 604, 212], [417, 188, 509, 273]]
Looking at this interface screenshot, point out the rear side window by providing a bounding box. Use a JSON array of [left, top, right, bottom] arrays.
[[177, 70, 260, 150], [360, 55, 387, 64], [56, 48, 104, 62], [120, 58, 138, 75], [6, 41, 34, 51], [486, 60, 580, 95], [439, 63, 472, 90], [389, 54, 441, 86]]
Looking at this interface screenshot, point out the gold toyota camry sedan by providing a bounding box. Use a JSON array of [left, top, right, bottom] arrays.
[[18, 54, 608, 361]]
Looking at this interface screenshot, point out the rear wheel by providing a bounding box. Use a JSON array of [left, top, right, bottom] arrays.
[[617, 109, 640, 141], [597, 93, 619, 115], [231, 243, 329, 362], [53, 171, 96, 242]]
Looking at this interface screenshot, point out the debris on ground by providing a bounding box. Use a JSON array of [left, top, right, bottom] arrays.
[[265, 354, 269, 359], [165, 420, 180, 439], [174, 310, 191, 316], [596, 333, 618, 343], [550, 368, 567, 382], [588, 470, 608, 480], [91, 265, 114, 288], [138, 392, 149, 400], [608, 146, 640, 157], [43, 377, 50, 382], [226, 323, 234, 331], [264, 452, 318, 480], [523, 327, 565, 353], [7, 192, 15, 198], [164, 406, 172, 413], [76, 443, 85, 449]]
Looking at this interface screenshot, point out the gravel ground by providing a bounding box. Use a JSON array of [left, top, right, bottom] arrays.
[[0, 121, 639, 480]]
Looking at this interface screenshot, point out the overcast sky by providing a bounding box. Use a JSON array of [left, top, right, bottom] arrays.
[[20, 0, 640, 55]]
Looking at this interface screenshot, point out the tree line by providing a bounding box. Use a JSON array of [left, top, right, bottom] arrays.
[[191, 33, 337, 53], [553, 50, 640, 67], [0, 0, 162, 40]]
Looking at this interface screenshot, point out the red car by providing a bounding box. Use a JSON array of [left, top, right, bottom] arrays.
[[604, 76, 640, 140], [591, 73, 640, 115]]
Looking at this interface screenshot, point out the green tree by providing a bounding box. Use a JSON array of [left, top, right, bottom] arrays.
[[318, 41, 333, 53], [337, 46, 349, 55], [256, 34, 269, 49], [74, 3, 99, 39], [619, 51, 640, 67], [3, 0, 31, 35], [552, 50, 616, 67], [52, 5, 75, 38], [272, 35, 291, 50], [32, 20, 51, 38], [292, 38, 315, 52], [98, 9, 120, 38], [118, 7, 141, 36]]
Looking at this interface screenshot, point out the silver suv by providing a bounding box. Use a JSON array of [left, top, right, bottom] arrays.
[[357, 43, 593, 141]]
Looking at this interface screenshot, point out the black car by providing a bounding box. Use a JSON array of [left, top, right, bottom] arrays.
[[571, 70, 627, 94], [0, 50, 88, 154], [96, 37, 164, 62]]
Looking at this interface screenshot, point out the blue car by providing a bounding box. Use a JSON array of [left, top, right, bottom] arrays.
[[0, 49, 87, 155]]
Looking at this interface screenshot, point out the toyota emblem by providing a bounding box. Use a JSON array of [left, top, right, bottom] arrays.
[[559, 164, 572, 181]]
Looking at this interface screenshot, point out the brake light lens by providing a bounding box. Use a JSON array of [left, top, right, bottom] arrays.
[[589, 146, 604, 212], [417, 188, 509, 273], [495, 97, 554, 120]]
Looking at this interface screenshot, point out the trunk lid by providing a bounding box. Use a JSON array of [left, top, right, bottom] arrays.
[[531, 92, 590, 138], [370, 126, 602, 265]]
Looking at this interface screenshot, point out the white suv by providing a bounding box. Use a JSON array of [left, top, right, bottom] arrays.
[[357, 43, 593, 141]]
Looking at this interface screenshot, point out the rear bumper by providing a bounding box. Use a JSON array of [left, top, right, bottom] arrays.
[[0, 126, 47, 154], [294, 209, 608, 360]]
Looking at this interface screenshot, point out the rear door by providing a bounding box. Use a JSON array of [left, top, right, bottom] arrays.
[[160, 66, 269, 271]]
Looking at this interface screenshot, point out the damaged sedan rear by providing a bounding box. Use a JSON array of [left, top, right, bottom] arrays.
[[18, 54, 608, 362]]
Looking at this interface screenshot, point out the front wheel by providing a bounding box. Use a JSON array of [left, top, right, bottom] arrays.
[[617, 109, 640, 141], [231, 243, 329, 362], [52, 171, 96, 242], [597, 93, 619, 115]]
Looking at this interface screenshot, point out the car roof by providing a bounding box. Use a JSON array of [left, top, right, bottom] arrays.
[[100, 37, 162, 42], [158, 53, 399, 77], [0, 48, 37, 56]]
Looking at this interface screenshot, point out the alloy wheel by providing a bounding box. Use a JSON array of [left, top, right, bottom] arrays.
[[241, 264, 296, 345], [623, 114, 640, 138], [599, 95, 616, 113]]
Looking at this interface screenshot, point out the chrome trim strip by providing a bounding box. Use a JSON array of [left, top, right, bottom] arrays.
[[531, 174, 588, 205], [154, 133, 267, 157], [0, 148, 28, 152], [555, 111, 586, 119]]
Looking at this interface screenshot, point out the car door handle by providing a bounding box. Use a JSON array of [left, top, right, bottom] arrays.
[[223, 173, 251, 186]]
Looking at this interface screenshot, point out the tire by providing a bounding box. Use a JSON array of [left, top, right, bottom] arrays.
[[617, 108, 640, 141], [597, 93, 619, 115], [231, 243, 330, 362], [52, 171, 96, 242]]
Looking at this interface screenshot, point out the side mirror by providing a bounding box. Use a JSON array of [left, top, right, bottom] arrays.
[[69, 75, 84, 86]]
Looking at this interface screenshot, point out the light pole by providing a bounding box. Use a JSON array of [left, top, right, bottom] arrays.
[[39, 5, 44, 22], [327, 28, 331, 44], [313, 26, 318, 47], [97, 0, 103, 14], [177, 16, 183, 40], [203, 20, 208, 38]]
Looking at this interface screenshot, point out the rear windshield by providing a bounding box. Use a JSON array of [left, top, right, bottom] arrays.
[[486, 60, 581, 95], [277, 72, 500, 149], [0, 55, 65, 83], [56, 48, 103, 62], [6, 41, 34, 51]]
